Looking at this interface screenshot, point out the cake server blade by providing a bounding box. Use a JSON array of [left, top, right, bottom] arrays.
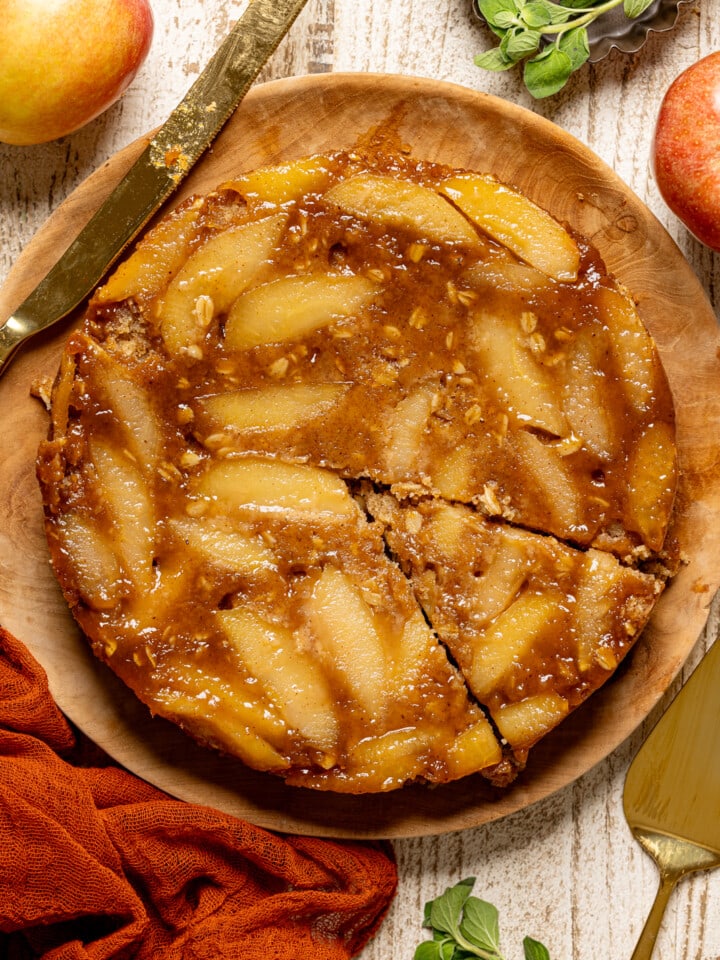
[[623, 637, 720, 960], [0, 0, 309, 378]]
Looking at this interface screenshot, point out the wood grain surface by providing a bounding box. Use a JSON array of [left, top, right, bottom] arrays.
[[1, 2, 719, 957]]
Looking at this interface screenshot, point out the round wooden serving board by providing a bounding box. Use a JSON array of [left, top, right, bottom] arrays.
[[1, 74, 719, 839]]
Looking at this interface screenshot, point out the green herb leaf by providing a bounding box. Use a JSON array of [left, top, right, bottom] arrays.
[[503, 27, 542, 59], [460, 898, 502, 955], [477, 0, 522, 31], [543, 0, 583, 21], [428, 877, 476, 940], [413, 936, 457, 960], [495, 9, 521, 28], [415, 938, 457, 960], [557, 24, 590, 70], [519, 1, 552, 27], [623, 0, 655, 17], [523, 936, 552, 960], [474, 47, 518, 71], [523, 46, 574, 97]]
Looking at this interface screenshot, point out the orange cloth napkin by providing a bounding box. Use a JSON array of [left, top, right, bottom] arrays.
[[0, 627, 397, 959]]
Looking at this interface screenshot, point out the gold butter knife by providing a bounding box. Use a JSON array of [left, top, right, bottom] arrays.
[[0, 0, 308, 378], [623, 637, 720, 959]]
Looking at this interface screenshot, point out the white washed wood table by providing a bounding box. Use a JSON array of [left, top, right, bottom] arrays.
[[1, 1, 718, 957]]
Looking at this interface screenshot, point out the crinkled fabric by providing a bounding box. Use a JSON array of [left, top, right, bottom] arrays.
[[0, 627, 397, 959]]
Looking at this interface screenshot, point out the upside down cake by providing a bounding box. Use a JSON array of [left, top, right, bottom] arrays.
[[36, 150, 677, 793]]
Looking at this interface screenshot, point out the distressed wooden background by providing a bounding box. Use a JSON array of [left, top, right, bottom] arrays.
[[1, 1, 719, 957]]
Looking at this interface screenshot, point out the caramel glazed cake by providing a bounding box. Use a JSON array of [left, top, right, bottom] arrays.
[[37, 149, 679, 794]]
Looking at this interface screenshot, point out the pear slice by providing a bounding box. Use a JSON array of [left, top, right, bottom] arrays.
[[224, 273, 376, 349], [159, 213, 287, 357], [441, 173, 580, 281], [223, 155, 333, 205], [88, 438, 155, 594], [325, 173, 482, 245], [195, 457, 356, 517], [218, 608, 339, 754], [494, 693, 570, 751], [197, 382, 347, 434], [95, 198, 202, 304]]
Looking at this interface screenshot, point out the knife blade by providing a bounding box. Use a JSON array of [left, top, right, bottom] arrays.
[[0, 0, 309, 378]]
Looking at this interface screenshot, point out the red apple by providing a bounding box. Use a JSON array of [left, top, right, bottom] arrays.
[[0, 0, 153, 146], [652, 51, 720, 251]]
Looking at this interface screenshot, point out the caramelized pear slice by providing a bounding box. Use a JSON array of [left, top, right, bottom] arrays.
[[195, 457, 356, 517], [159, 213, 287, 357], [574, 550, 627, 674], [167, 516, 276, 573], [598, 285, 658, 413], [462, 259, 555, 294], [441, 173, 580, 281], [197, 382, 347, 434], [156, 663, 290, 771], [224, 273, 376, 349], [471, 310, 568, 437], [223, 155, 333, 205], [53, 513, 125, 610], [467, 591, 560, 700], [445, 719, 503, 777], [625, 420, 677, 551], [88, 439, 155, 594], [561, 329, 618, 461], [218, 608, 339, 755], [95, 199, 202, 304], [306, 566, 389, 717], [85, 340, 163, 468], [494, 693, 570, 752], [325, 173, 481, 245], [430, 442, 475, 502], [383, 383, 437, 476], [339, 728, 434, 787], [512, 429, 582, 535]]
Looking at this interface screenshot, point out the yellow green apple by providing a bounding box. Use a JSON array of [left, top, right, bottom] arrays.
[[0, 0, 153, 145]]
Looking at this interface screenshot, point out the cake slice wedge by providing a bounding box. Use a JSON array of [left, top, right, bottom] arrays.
[[366, 491, 664, 766]]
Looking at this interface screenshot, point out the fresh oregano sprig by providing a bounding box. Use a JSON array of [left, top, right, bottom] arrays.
[[414, 877, 552, 960], [475, 0, 657, 98]]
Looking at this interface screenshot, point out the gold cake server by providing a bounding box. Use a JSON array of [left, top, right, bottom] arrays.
[[0, 0, 308, 378], [623, 636, 720, 959]]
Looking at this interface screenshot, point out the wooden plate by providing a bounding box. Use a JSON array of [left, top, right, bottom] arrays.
[[2, 73, 719, 839]]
